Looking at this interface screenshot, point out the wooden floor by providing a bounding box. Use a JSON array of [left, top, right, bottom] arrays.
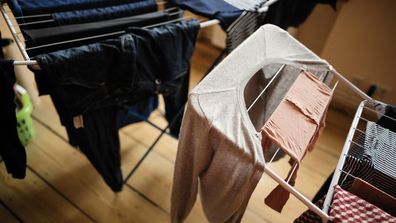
[[0, 31, 354, 222]]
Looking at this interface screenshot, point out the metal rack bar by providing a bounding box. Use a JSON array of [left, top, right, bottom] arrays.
[[0, 5, 30, 61], [264, 166, 330, 221], [322, 100, 366, 216]]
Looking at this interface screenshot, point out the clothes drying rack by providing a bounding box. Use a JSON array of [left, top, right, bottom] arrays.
[[0, 0, 278, 186], [0, 1, 224, 187], [2, 1, 383, 221], [321, 99, 395, 220], [244, 61, 385, 221]]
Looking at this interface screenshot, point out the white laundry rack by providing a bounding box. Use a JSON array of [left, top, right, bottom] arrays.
[[321, 99, 394, 221], [2, 1, 386, 221], [245, 63, 380, 221]]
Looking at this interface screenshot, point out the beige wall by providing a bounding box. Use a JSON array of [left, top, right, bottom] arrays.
[[319, 0, 396, 107], [297, 4, 339, 55], [206, 0, 396, 110]]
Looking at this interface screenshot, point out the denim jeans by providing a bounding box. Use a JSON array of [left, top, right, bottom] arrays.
[[7, 0, 147, 16], [25, 11, 170, 56], [0, 60, 26, 179], [53, 0, 157, 25], [169, 0, 242, 29], [117, 96, 158, 128], [33, 20, 200, 191]]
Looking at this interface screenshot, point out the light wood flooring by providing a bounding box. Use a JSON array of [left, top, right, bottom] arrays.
[[0, 29, 354, 222]]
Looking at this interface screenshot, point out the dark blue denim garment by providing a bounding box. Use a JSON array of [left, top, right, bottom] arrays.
[[169, 0, 242, 30], [264, 0, 337, 29], [6, 0, 146, 17], [116, 96, 158, 128], [33, 20, 200, 191], [52, 0, 157, 25], [0, 60, 26, 179], [24, 11, 169, 56]]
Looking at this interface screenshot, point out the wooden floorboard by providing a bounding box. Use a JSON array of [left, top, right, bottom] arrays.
[[0, 166, 93, 223], [25, 120, 169, 223], [0, 201, 20, 223]]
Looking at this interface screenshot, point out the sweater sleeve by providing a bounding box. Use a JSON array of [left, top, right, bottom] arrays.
[[171, 94, 213, 223]]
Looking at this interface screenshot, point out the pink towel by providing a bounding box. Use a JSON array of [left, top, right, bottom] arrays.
[[262, 71, 333, 212]]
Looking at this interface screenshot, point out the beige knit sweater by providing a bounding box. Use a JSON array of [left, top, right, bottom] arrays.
[[171, 25, 336, 223]]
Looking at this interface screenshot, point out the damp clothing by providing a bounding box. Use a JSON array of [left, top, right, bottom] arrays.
[[330, 185, 396, 222], [0, 60, 27, 179], [169, 0, 243, 30], [6, 0, 146, 17], [33, 20, 200, 191], [171, 24, 336, 223], [52, 0, 157, 25]]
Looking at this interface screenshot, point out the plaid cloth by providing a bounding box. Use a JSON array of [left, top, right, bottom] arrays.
[[330, 185, 396, 222]]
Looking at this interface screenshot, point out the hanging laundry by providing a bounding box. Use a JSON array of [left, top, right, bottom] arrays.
[[171, 24, 333, 223], [225, 10, 267, 53], [264, 0, 337, 29], [0, 60, 27, 179], [314, 104, 396, 202], [6, 0, 147, 17], [24, 11, 170, 56], [339, 155, 396, 198], [116, 96, 159, 128], [364, 121, 396, 179], [169, 0, 243, 30], [52, 0, 158, 25], [262, 71, 332, 162], [224, 0, 266, 11], [330, 185, 396, 222], [349, 178, 396, 216], [295, 182, 396, 223], [31, 20, 200, 191], [262, 70, 333, 212]]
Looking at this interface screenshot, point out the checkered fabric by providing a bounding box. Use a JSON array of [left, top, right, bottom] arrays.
[[330, 185, 396, 223], [294, 198, 324, 223]]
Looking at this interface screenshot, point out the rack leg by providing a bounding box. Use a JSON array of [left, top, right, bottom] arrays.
[[123, 107, 184, 184]]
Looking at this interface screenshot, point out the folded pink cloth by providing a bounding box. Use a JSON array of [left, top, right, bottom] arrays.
[[262, 71, 333, 212]]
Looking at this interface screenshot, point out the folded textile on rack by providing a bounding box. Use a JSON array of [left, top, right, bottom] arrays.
[[225, 10, 267, 53], [262, 70, 333, 212], [31, 20, 200, 191], [24, 11, 170, 56], [262, 70, 332, 162], [52, 0, 158, 25], [0, 60, 27, 179], [169, 0, 243, 29], [295, 183, 396, 223], [363, 121, 396, 179], [6, 0, 147, 17], [314, 104, 396, 202], [330, 185, 396, 222], [171, 24, 334, 223], [349, 177, 396, 216], [339, 155, 396, 198]]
